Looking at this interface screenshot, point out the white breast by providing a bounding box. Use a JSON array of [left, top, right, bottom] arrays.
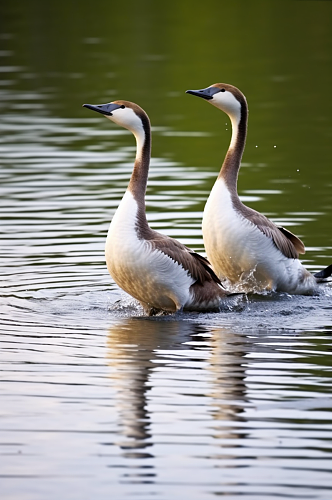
[[105, 191, 194, 311], [203, 179, 265, 281], [202, 179, 317, 294]]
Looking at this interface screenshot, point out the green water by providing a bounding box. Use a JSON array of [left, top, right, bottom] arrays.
[[1, 1, 332, 499], [2, 0, 332, 243]]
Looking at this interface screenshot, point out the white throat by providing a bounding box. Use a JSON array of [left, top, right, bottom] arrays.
[[107, 107, 146, 156], [210, 90, 241, 149]]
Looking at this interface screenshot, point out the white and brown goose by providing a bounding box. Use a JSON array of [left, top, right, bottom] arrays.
[[83, 99, 232, 315], [186, 83, 332, 294]]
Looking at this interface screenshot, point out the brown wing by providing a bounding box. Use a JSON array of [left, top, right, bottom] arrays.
[[238, 202, 305, 259], [188, 251, 222, 286], [276, 226, 305, 254], [144, 230, 221, 286]]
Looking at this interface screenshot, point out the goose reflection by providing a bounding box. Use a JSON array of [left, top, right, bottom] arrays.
[[106, 318, 250, 461], [106, 318, 202, 458], [207, 327, 249, 442]]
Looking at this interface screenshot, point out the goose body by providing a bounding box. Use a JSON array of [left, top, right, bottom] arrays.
[[186, 83, 332, 294], [83, 99, 231, 315]]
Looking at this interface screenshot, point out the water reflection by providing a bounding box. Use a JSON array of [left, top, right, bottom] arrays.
[[106, 320, 252, 461], [1, 1, 332, 498], [208, 328, 248, 434], [104, 320, 332, 497], [106, 319, 200, 457]]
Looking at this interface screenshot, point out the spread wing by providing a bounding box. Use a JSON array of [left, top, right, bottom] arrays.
[[241, 204, 305, 259], [145, 229, 221, 286]]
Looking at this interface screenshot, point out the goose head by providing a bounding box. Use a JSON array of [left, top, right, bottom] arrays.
[[186, 83, 246, 124], [83, 100, 149, 140]]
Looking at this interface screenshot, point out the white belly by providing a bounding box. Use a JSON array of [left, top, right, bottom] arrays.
[[105, 191, 194, 311], [202, 179, 317, 294]]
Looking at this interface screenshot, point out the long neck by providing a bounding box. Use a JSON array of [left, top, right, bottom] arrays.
[[127, 114, 151, 222], [218, 102, 248, 193]]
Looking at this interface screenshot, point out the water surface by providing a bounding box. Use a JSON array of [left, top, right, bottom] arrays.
[[1, 1, 332, 499]]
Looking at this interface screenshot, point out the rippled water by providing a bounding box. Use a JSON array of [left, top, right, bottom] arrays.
[[2, 100, 332, 500], [1, 2, 332, 499]]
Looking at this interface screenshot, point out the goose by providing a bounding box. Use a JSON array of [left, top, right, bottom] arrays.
[[186, 83, 332, 294], [83, 99, 233, 315]]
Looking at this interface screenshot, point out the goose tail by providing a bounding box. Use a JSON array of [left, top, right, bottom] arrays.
[[314, 264, 332, 281]]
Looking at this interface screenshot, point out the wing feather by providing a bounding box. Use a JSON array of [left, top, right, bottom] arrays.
[[143, 229, 221, 286], [238, 202, 305, 259]]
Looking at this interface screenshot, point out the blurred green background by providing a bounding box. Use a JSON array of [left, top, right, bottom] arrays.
[[1, 0, 331, 248]]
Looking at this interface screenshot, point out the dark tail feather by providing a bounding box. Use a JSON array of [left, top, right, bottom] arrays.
[[189, 251, 223, 286], [314, 264, 332, 280]]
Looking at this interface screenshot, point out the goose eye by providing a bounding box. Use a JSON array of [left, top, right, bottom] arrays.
[[221, 89, 225, 92], [120, 105, 125, 109]]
